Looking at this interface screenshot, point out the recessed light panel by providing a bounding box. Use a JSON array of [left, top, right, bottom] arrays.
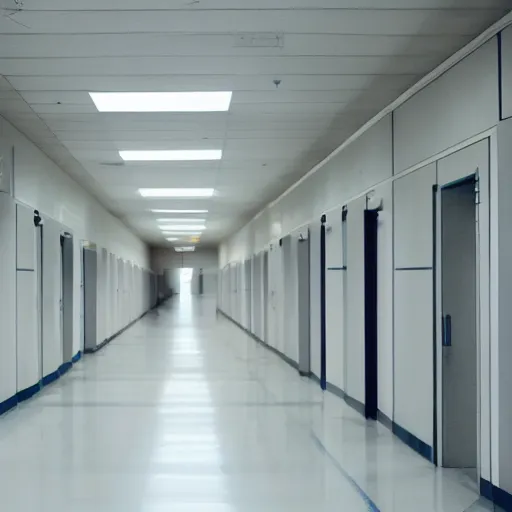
[[89, 91, 232, 112], [122, 150, 221, 161], [161, 231, 202, 236], [166, 238, 179, 241], [158, 225, 205, 231], [151, 209, 208, 214], [157, 218, 206, 223], [139, 188, 214, 198]]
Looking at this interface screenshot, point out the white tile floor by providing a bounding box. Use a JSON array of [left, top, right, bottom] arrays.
[[0, 296, 500, 511]]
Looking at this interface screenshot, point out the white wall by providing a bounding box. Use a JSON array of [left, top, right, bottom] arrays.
[[346, 196, 366, 404], [1, 116, 149, 356], [325, 208, 344, 391], [217, 24, 512, 501], [376, 183, 394, 420], [16, 204, 38, 391], [393, 39, 498, 174], [0, 195, 16, 403], [497, 117, 512, 494], [0, 114, 151, 407]]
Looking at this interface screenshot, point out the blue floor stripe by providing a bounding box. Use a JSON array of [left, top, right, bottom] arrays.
[[58, 362, 72, 376], [41, 370, 59, 387], [0, 350, 84, 418], [310, 432, 380, 512], [17, 383, 41, 403], [0, 395, 18, 416]]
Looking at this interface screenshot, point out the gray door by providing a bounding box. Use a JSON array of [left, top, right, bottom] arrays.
[[84, 247, 98, 352], [61, 235, 74, 363], [441, 180, 477, 471]]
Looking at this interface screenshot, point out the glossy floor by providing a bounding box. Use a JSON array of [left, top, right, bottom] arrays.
[[0, 296, 500, 511]]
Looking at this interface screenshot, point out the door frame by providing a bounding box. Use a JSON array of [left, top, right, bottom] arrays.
[[433, 138, 490, 479], [320, 215, 327, 390], [364, 208, 379, 419]]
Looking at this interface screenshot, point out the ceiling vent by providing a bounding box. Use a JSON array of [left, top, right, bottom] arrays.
[[234, 33, 284, 48]]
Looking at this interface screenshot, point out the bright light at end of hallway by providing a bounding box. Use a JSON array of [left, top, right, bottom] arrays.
[[139, 188, 214, 198], [175, 247, 195, 252], [121, 150, 222, 161], [89, 91, 232, 112]]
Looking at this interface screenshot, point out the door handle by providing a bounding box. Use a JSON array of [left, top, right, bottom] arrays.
[[442, 314, 452, 347]]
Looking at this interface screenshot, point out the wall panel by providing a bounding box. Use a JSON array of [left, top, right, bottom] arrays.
[[394, 270, 433, 446], [16, 204, 38, 390], [42, 216, 62, 376], [346, 196, 365, 403], [309, 222, 321, 378], [394, 39, 498, 173], [500, 25, 512, 120], [16, 272, 38, 390], [394, 163, 436, 269], [0, 195, 17, 402], [376, 182, 394, 419], [325, 208, 344, 391]]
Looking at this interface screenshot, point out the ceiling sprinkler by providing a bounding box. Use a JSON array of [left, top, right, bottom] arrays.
[[273, 79, 282, 89]]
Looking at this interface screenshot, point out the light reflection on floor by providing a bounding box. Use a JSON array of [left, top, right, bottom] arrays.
[[0, 297, 501, 511]]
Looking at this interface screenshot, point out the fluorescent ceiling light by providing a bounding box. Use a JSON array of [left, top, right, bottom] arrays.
[[89, 91, 232, 112], [158, 225, 205, 231], [166, 238, 179, 242], [161, 231, 202, 235], [151, 209, 208, 214], [139, 188, 214, 197], [121, 150, 221, 161], [175, 247, 196, 252], [157, 218, 206, 223]]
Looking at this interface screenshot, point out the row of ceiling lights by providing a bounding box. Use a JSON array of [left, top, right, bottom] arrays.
[[89, 91, 234, 251]]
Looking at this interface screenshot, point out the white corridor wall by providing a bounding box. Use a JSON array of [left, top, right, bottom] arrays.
[[217, 20, 512, 503], [0, 114, 152, 409]]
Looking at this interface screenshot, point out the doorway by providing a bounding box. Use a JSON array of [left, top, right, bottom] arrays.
[[440, 178, 477, 474], [179, 267, 193, 298], [60, 233, 74, 364], [364, 209, 379, 420]]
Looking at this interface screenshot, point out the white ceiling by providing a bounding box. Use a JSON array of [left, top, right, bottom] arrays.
[[0, 0, 509, 247]]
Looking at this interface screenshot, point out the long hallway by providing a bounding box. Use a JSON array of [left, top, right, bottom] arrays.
[[0, 298, 495, 511]]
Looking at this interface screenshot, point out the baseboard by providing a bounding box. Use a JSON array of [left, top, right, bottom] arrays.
[[344, 393, 366, 417], [392, 421, 433, 462], [58, 362, 72, 376], [217, 308, 299, 370], [84, 309, 150, 354], [481, 478, 512, 510], [377, 410, 393, 430], [0, 396, 17, 416], [0, 349, 83, 418], [16, 382, 41, 403], [310, 372, 321, 384], [42, 369, 60, 386], [326, 382, 345, 400]]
